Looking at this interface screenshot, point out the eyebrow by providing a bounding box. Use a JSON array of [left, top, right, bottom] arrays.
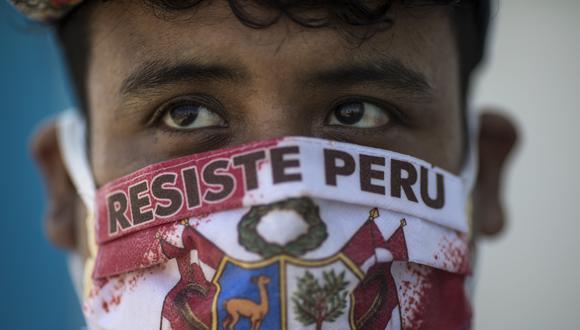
[[120, 59, 247, 96], [305, 58, 433, 98], [120, 57, 432, 99]]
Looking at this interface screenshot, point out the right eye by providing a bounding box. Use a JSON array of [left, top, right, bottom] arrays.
[[162, 102, 227, 131]]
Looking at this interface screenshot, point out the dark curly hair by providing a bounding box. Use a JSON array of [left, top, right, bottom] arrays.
[[57, 0, 490, 114]]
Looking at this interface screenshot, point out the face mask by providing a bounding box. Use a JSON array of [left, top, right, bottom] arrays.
[[58, 110, 478, 330]]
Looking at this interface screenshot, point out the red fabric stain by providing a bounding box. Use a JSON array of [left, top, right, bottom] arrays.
[[110, 295, 121, 306], [434, 235, 471, 275], [99, 293, 123, 314], [398, 263, 431, 329], [87, 268, 148, 315], [415, 269, 471, 330], [398, 263, 471, 330]]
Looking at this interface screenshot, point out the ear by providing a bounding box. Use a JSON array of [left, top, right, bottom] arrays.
[[30, 120, 86, 252], [472, 111, 519, 237]]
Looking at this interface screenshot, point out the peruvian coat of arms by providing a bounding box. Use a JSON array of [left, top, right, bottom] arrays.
[[159, 197, 408, 330]]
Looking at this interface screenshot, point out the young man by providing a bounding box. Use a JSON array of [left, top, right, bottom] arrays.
[[18, 0, 517, 329]]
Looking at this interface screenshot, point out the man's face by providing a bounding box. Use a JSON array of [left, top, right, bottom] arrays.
[[84, 0, 463, 188], [31, 0, 518, 282]]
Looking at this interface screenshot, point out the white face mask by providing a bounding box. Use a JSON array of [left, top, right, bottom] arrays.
[[58, 110, 478, 330]]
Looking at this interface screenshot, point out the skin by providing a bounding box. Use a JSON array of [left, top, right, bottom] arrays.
[[31, 0, 517, 260]]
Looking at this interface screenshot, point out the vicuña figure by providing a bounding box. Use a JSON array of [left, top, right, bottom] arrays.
[[222, 275, 271, 330]]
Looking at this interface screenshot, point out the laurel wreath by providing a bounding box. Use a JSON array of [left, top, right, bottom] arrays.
[[238, 197, 328, 258]]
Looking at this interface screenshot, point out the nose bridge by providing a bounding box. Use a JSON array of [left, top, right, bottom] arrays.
[[242, 103, 313, 141], [234, 67, 314, 140], [236, 50, 321, 142]]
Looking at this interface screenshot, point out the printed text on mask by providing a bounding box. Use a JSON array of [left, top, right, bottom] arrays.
[[105, 145, 445, 235]]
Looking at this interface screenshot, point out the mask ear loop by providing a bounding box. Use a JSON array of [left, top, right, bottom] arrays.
[[57, 110, 98, 301], [461, 110, 480, 303], [461, 110, 480, 239]]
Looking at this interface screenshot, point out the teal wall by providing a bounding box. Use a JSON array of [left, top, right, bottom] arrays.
[[0, 3, 84, 329]]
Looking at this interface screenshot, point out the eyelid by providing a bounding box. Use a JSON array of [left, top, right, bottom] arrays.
[[147, 94, 228, 127], [325, 96, 407, 125]]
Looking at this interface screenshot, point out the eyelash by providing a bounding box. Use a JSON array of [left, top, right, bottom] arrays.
[[149, 94, 407, 133], [326, 96, 407, 126], [148, 94, 229, 132]]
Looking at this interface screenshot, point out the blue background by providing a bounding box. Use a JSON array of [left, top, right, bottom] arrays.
[[217, 262, 281, 329], [0, 2, 84, 329]]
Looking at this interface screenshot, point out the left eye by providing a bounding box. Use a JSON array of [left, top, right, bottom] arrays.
[[327, 101, 390, 128], [162, 103, 227, 130]]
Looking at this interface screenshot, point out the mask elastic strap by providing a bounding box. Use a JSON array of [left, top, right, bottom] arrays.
[[461, 110, 480, 300], [57, 110, 96, 213], [57, 110, 98, 300], [461, 110, 480, 195]]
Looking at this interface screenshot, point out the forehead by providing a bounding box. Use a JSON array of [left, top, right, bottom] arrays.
[[86, 0, 456, 87]]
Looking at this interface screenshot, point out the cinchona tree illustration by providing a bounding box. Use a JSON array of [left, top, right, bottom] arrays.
[[292, 269, 349, 330]]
